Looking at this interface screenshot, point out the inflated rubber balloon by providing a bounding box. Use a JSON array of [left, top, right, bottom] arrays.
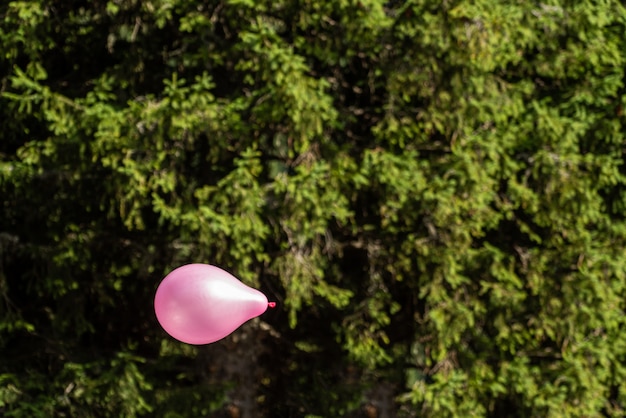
[[154, 264, 275, 345]]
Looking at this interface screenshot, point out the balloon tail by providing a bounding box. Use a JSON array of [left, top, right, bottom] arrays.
[[268, 302, 276, 308]]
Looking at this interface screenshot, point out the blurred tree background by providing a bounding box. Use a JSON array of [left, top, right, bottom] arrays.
[[2, 0, 626, 416]]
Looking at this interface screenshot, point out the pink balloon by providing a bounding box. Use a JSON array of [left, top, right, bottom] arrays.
[[154, 264, 273, 345]]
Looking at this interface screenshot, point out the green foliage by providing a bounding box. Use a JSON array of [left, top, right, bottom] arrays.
[[2, 0, 626, 416]]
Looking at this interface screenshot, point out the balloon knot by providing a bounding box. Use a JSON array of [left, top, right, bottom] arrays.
[[268, 302, 276, 308]]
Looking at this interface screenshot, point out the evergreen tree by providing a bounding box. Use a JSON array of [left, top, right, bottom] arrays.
[[1, 0, 626, 416]]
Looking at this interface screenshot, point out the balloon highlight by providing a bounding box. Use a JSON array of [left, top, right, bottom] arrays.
[[154, 264, 274, 345]]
